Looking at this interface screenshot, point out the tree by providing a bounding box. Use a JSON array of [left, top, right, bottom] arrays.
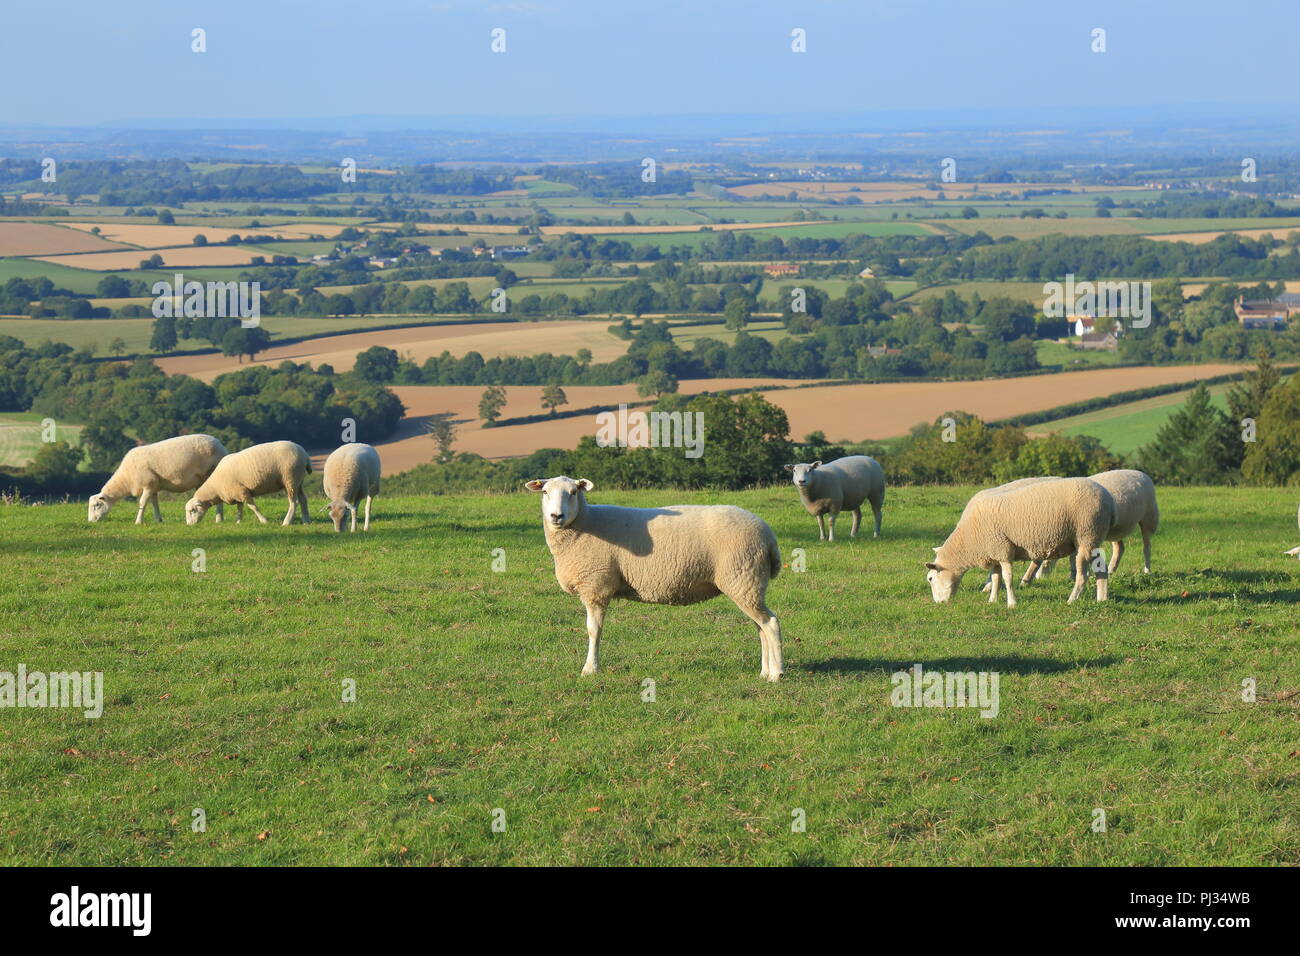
[[220, 326, 271, 363], [724, 296, 753, 331], [576, 348, 593, 370], [193, 234, 208, 246], [478, 385, 507, 426], [24, 440, 82, 483], [352, 346, 399, 383], [109, 337, 127, 356], [1241, 372, 1300, 485], [149, 315, 178, 353], [637, 370, 678, 399], [96, 275, 130, 298], [81, 415, 135, 472], [1137, 383, 1239, 484], [426, 413, 457, 463], [540, 385, 568, 417], [157, 209, 174, 225]]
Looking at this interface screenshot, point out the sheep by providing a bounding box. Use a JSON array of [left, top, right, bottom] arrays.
[[1285, 503, 1300, 559], [784, 455, 885, 541], [959, 477, 1062, 591], [322, 443, 381, 532], [524, 476, 785, 682], [88, 434, 228, 524], [1034, 469, 1160, 580], [184, 441, 312, 526], [925, 477, 1115, 607]]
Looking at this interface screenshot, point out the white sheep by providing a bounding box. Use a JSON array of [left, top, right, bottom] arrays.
[[524, 476, 785, 682], [184, 441, 312, 526], [926, 477, 1115, 607], [1033, 469, 1160, 580], [961, 477, 1062, 591], [1285, 503, 1300, 559], [784, 455, 885, 541], [88, 434, 228, 524], [322, 443, 381, 532]]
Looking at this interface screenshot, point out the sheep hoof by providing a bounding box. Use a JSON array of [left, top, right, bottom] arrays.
[[581, 665, 597, 676], [764, 672, 783, 683]]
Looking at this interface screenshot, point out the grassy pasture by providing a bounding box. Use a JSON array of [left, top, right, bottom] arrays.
[[0, 414, 82, 467], [0, 486, 1295, 865], [1027, 384, 1233, 456]]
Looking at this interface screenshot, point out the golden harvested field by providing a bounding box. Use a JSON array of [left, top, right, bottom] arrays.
[[0, 222, 127, 256], [32, 245, 282, 271], [154, 319, 630, 381], [368, 222, 530, 234], [1145, 227, 1300, 244], [368, 379, 810, 473], [61, 221, 349, 246], [1183, 279, 1300, 297], [365, 363, 1244, 472]]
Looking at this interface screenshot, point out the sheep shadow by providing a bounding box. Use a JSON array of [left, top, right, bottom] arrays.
[[803, 654, 1120, 676]]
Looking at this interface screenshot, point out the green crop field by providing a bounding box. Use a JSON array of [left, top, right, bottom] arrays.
[[0, 414, 82, 467], [1029, 385, 1233, 456], [1, 486, 1296, 865]]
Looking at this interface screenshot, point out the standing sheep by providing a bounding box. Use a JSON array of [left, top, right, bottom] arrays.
[[784, 455, 885, 541], [322, 443, 381, 532], [524, 476, 786, 682], [960, 476, 1062, 590], [184, 441, 312, 526], [925, 477, 1115, 607], [88, 434, 228, 524], [1035, 469, 1160, 580]]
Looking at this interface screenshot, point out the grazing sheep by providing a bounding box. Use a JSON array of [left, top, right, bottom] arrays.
[[88, 434, 228, 524], [1285, 503, 1300, 559], [926, 477, 1115, 607], [784, 455, 885, 541], [1035, 469, 1160, 580], [322, 443, 381, 532], [184, 441, 312, 526], [524, 476, 785, 682], [960, 477, 1062, 590]]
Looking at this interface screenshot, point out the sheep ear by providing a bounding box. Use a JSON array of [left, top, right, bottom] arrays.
[[932, 546, 941, 553], [925, 562, 939, 571], [523, 479, 546, 492], [783, 464, 794, 472], [576, 479, 594, 492], [811, 460, 822, 468]]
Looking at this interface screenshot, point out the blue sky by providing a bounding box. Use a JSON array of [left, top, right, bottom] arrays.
[[4, 0, 1297, 128]]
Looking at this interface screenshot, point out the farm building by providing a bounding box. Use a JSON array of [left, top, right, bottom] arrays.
[[1233, 294, 1300, 330], [765, 262, 801, 278]]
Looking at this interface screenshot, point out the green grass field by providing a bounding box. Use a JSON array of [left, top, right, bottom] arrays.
[[1030, 385, 1232, 456], [0, 414, 82, 467], [1, 486, 1296, 865]]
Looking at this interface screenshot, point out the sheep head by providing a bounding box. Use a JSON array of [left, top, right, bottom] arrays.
[[524, 476, 593, 529], [184, 497, 210, 526], [924, 557, 963, 603], [328, 499, 354, 532], [784, 460, 822, 491], [87, 493, 113, 523]]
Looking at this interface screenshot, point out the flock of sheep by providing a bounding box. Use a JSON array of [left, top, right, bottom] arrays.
[[84, 436, 1293, 683], [86, 434, 380, 532]]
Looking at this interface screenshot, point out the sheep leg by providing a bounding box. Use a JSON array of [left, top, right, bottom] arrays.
[[981, 573, 993, 593], [134, 490, 149, 525], [151, 494, 163, 523], [297, 487, 309, 524], [362, 496, 372, 531], [1036, 560, 1053, 579], [738, 601, 783, 681], [1108, 539, 1124, 574], [816, 514, 826, 541], [580, 600, 605, 676], [1141, 527, 1152, 573], [349, 504, 357, 533], [236, 502, 245, 524], [282, 489, 297, 526], [871, 500, 882, 538], [1020, 560, 1041, 586], [849, 508, 861, 539], [1000, 561, 1017, 607], [987, 569, 1000, 603], [214, 502, 224, 523], [1068, 546, 1091, 603], [826, 512, 837, 542], [246, 501, 270, 525]]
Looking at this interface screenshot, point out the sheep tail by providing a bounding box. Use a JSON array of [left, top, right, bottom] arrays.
[[305, 459, 314, 474]]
